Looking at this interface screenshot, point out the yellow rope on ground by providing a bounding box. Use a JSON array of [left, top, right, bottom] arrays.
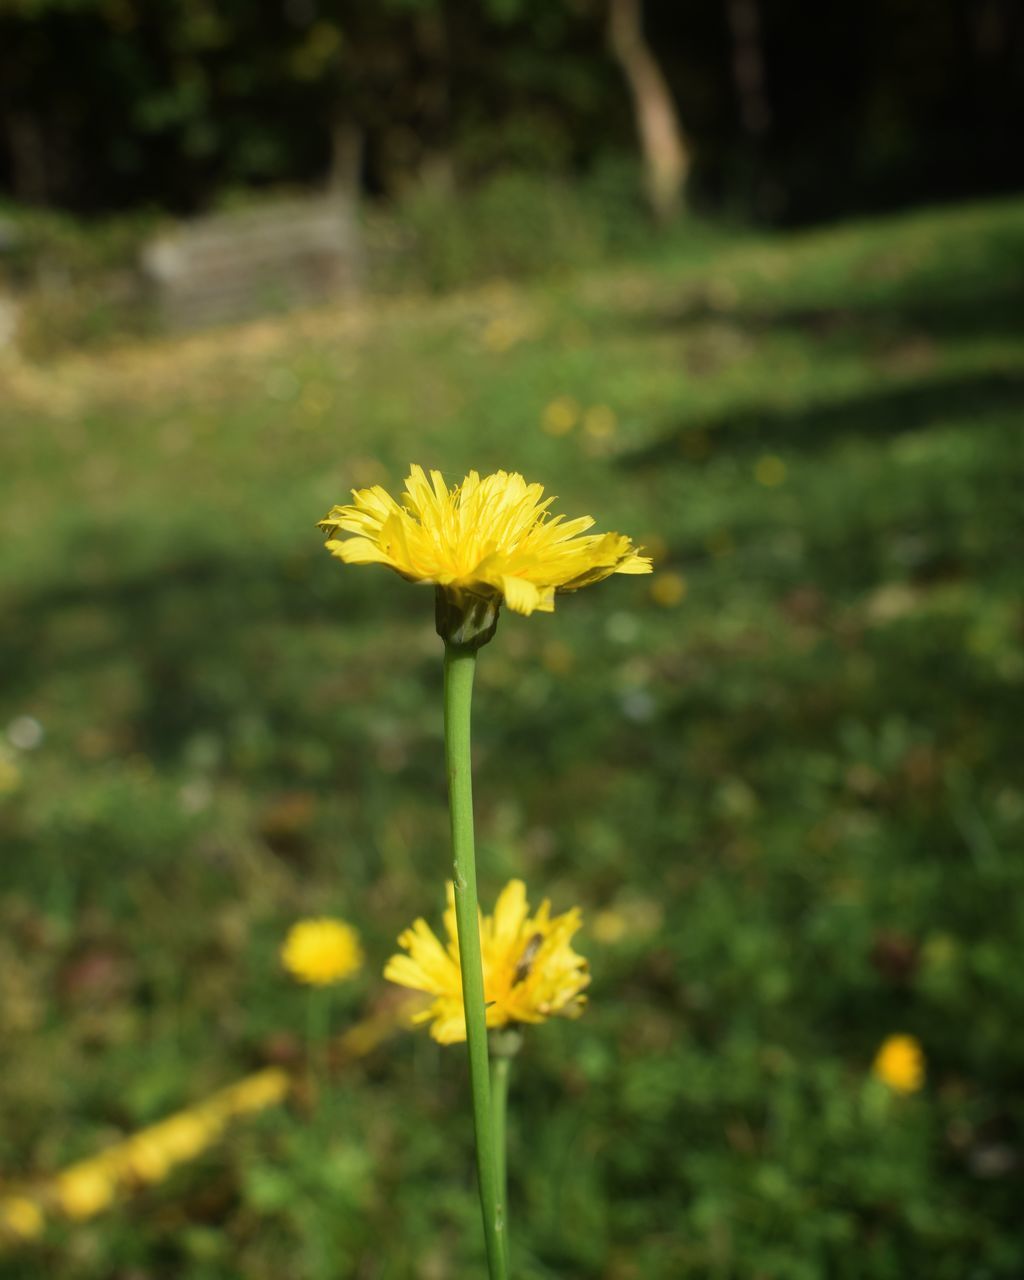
[[0, 998, 419, 1244]]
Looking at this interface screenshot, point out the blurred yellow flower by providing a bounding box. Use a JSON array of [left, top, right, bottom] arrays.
[[873, 1033, 925, 1094], [754, 454, 787, 487], [591, 909, 628, 944], [541, 395, 580, 435], [481, 316, 529, 353], [650, 571, 687, 607], [282, 918, 364, 986], [582, 404, 617, 439], [592, 896, 664, 944], [56, 1162, 116, 1220], [385, 879, 589, 1044], [319, 465, 651, 618], [0, 1196, 44, 1240]]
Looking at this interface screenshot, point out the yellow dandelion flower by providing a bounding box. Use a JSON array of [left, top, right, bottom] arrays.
[[650, 571, 687, 607], [592, 896, 663, 943], [872, 1033, 925, 1094], [640, 532, 668, 562], [591, 908, 628, 944], [582, 404, 617, 439], [318, 465, 651, 627], [0, 1196, 44, 1240], [56, 1162, 115, 1220], [384, 879, 589, 1045], [541, 395, 580, 435], [281, 918, 364, 986], [481, 316, 529, 353]]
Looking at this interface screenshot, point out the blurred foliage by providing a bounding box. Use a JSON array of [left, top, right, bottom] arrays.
[[2, 164, 707, 355], [0, 203, 159, 355], [0, 0, 623, 212], [0, 0, 1020, 221], [0, 195, 1023, 1276], [0, 204, 157, 281], [369, 161, 659, 295]]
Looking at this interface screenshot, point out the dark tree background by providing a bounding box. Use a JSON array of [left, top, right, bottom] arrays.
[[0, 0, 1021, 223]]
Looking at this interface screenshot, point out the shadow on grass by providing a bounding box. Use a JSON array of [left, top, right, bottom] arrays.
[[613, 212, 1024, 468], [619, 366, 1024, 470], [0, 550, 419, 772], [628, 266, 1024, 348], [626, 212, 1024, 343]]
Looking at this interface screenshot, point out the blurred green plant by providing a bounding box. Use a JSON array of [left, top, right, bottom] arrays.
[[370, 160, 667, 294]]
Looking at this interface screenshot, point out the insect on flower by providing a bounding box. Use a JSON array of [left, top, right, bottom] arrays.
[[512, 932, 544, 986], [385, 880, 589, 1045]]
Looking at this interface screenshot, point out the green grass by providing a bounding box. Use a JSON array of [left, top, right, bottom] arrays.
[[1, 194, 1023, 1278]]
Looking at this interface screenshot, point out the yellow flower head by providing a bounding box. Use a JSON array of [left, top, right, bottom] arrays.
[[318, 465, 652, 622], [281, 918, 364, 986], [384, 879, 589, 1044], [650, 570, 687, 607], [872, 1033, 925, 1094]]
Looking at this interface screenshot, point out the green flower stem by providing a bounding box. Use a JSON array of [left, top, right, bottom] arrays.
[[307, 986, 331, 1091], [490, 1050, 513, 1238], [489, 1028, 522, 1246], [443, 642, 508, 1280]]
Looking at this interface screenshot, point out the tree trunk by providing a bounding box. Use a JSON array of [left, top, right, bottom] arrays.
[[725, 0, 771, 137], [328, 114, 366, 289], [607, 0, 689, 222]]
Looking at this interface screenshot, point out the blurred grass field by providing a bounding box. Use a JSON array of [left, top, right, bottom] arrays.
[[1, 194, 1023, 1279]]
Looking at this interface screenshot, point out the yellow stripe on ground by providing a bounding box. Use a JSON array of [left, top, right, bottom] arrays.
[[0, 998, 419, 1242]]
